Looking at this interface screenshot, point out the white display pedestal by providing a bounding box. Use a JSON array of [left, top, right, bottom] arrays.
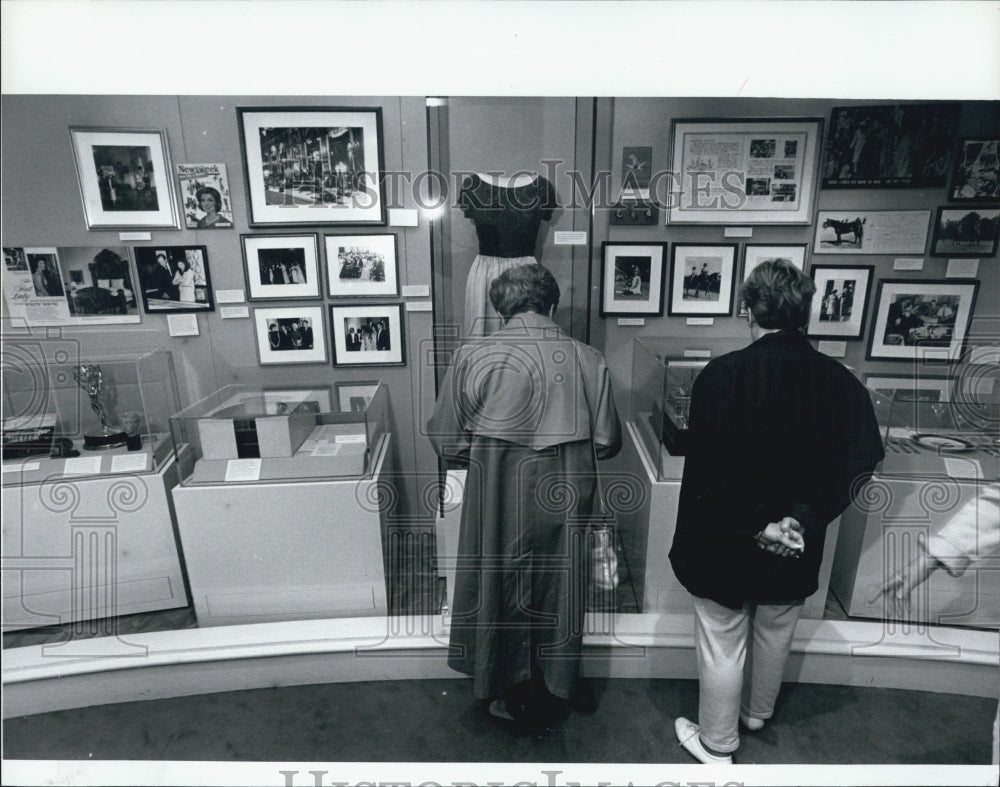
[[831, 473, 999, 629], [1, 456, 189, 632], [171, 435, 392, 627], [615, 421, 840, 619]]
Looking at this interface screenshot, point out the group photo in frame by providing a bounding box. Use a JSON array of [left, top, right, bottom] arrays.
[[335, 380, 381, 413], [253, 305, 327, 365], [806, 264, 874, 340], [930, 206, 1000, 258], [330, 303, 405, 366], [325, 234, 399, 298], [599, 241, 666, 316], [738, 244, 807, 316], [177, 163, 234, 229], [667, 243, 737, 316], [241, 234, 321, 301], [863, 373, 953, 403], [814, 210, 930, 255], [237, 107, 386, 227], [133, 245, 214, 313], [867, 279, 979, 362], [69, 127, 180, 230], [666, 117, 822, 225], [949, 138, 1000, 202], [2, 246, 141, 326], [821, 103, 961, 188]]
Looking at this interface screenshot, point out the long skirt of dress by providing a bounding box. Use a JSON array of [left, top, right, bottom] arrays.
[[464, 255, 536, 338], [447, 436, 597, 701]]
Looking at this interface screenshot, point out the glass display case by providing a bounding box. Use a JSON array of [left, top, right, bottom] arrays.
[[2, 344, 178, 484], [630, 336, 745, 480], [170, 381, 388, 485]]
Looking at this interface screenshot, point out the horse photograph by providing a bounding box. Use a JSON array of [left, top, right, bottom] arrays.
[[931, 207, 1000, 257], [819, 216, 865, 247], [682, 257, 722, 301]]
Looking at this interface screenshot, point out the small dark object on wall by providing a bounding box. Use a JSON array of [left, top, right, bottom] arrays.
[[610, 200, 659, 226]]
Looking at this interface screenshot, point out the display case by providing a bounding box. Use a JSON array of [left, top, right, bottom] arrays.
[[170, 382, 388, 485], [629, 336, 745, 480], [2, 345, 179, 485], [831, 377, 1000, 628]]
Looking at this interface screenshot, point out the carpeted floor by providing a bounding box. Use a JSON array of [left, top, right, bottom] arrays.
[[3, 677, 994, 765]]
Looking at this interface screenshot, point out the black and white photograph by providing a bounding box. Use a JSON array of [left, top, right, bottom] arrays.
[[621, 145, 652, 196], [863, 373, 953, 404], [749, 138, 776, 158], [58, 247, 139, 318], [335, 381, 381, 413], [949, 138, 1000, 202], [867, 279, 980, 361], [330, 303, 405, 366], [238, 107, 386, 227], [325, 234, 399, 297], [814, 210, 931, 255], [739, 244, 807, 316], [930, 206, 1000, 257], [134, 245, 214, 313], [177, 163, 234, 229], [4, 246, 28, 272], [599, 241, 666, 316], [26, 252, 63, 297], [241, 234, 320, 300], [806, 264, 873, 339], [668, 243, 737, 316], [822, 103, 961, 188], [69, 127, 180, 229], [253, 305, 327, 365]]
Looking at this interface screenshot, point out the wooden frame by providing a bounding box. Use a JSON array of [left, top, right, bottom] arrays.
[[253, 305, 327, 365], [866, 279, 979, 362], [237, 106, 386, 227], [324, 234, 399, 298], [241, 234, 321, 301], [599, 241, 666, 316], [806, 264, 874, 340], [330, 303, 406, 366], [69, 126, 180, 230], [666, 117, 823, 224]]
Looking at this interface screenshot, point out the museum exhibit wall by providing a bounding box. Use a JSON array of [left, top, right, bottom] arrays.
[[0, 94, 439, 520], [591, 97, 1000, 406]]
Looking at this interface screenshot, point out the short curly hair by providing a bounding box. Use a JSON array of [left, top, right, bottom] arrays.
[[488, 263, 560, 320], [741, 258, 815, 330]]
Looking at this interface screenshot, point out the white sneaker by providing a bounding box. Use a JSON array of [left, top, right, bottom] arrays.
[[674, 716, 733, 764], [740, 712, 765, 731]]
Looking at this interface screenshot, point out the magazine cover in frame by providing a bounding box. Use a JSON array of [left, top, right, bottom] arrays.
[[177, 163, 234, 229]]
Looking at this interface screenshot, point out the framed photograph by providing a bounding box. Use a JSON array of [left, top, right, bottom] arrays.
[[324, 234, 399, 298], [930, 206, 1000, 258], [69, 127, 180, 230], [822, 103, 961, 188], [738, 244, 807, 316], [253, 306, 327, 365], [133, 246, 214, 313], [177, 163, 234, 229], [806, 264, 874, 339], [667, 243, 737, 316], [949, 139, 1000, 202], [621, 145, 653, 198], [863, 374, 953, 403], [867, 279, 979, 362], [260, 386, 334, 413], [599, 241, 666, 316], [2, 246, 141, 326], [814, 210, 930, 255], [237, 107, 386, 227], [330, 303, 405, 366], [335, 381, 381, 413], [241, 234, 321, 300], [666, 117, 823, 224]]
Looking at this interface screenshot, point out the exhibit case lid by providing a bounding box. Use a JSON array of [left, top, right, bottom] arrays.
[[2, 343, 179, 485], [169, 382, 388, 485]]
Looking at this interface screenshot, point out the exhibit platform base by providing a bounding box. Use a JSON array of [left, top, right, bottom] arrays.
[[3, 611, 996, 719]]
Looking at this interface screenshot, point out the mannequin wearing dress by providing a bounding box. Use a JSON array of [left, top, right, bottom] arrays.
[[460, 172, 558, 337]]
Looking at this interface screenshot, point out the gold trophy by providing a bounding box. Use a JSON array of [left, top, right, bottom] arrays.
[[73, 364, 128, 450]]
